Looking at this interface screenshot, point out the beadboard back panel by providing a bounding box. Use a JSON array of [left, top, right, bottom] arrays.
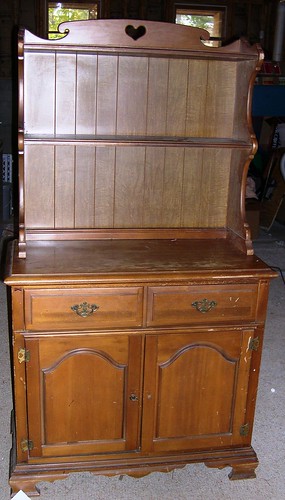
[[24, 144, 251, 231], [24, 53, 254, 141]]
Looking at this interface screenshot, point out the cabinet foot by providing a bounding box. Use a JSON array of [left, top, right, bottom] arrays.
[[205, 445, 259, 481], [228, 462, 258, 480], [10, 472, 68, 498], [10, 481, 41, 497]]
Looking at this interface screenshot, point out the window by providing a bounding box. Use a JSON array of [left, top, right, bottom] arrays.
[[175, 5, 225, 47], [48, 2, 100, 39]]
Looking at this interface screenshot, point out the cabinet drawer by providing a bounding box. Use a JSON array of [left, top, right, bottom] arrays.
[[147, 284, 258, 327], [24, 287, 143, 331]]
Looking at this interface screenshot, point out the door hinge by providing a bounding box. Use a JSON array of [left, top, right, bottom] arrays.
[[240, 423, 250, 437], [20, 438, 34, 452], [18, 348, 30, 363], [249, 337, 260, 351]]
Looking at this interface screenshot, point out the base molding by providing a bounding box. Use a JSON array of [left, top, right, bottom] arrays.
[[10, 446, 258, 497]]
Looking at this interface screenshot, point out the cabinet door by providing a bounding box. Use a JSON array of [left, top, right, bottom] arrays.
[[142, 329, 255, 453], [25, 333, 142, 458]]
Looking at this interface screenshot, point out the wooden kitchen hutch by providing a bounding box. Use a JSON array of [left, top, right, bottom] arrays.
[[5, 20, 276, 497]]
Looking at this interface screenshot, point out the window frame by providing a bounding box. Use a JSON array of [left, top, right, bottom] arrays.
[[174, 3, 227, 45], [36, 0, 102, 38]]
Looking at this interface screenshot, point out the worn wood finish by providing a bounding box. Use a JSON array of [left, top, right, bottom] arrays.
[[24, 286, 143, 330], [6, 239, 276, 286], [142, 329, 254, 452], [6, 238, 275, 496], [6, 20, 275, 497], [25, 334, 143, 458], [146, 284, 259, 326]]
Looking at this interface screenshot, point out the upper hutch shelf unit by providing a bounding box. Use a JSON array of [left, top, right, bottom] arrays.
[[17, 19, 263, 258]]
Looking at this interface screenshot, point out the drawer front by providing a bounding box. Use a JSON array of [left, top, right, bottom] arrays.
[[147, 284, 258, 327], [24, 287, 143, 331]]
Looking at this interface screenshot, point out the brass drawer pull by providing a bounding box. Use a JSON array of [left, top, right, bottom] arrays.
[[71, 302, 99, 318], [191, 298, 217, 313]]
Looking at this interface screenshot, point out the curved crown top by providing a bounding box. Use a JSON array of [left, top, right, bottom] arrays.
[[21, 19, 261, 58], [24, 19, 210, 50]]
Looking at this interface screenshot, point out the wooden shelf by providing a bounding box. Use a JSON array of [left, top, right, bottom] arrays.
[[24, 134, 252, 149]]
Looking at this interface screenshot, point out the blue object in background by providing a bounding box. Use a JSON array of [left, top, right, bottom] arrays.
[[252, 85, 285, 116]]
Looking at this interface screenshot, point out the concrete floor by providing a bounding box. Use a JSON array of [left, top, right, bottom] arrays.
[[0, 225, 284, 499]]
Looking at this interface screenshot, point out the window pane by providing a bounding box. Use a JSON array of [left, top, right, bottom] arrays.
[[176, 14, 215, 33], [176, 8, 223, 47], [48, 2, 98, 39]]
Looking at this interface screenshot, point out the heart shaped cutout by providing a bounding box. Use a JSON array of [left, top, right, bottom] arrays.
[[125, 25, 146, 41]]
